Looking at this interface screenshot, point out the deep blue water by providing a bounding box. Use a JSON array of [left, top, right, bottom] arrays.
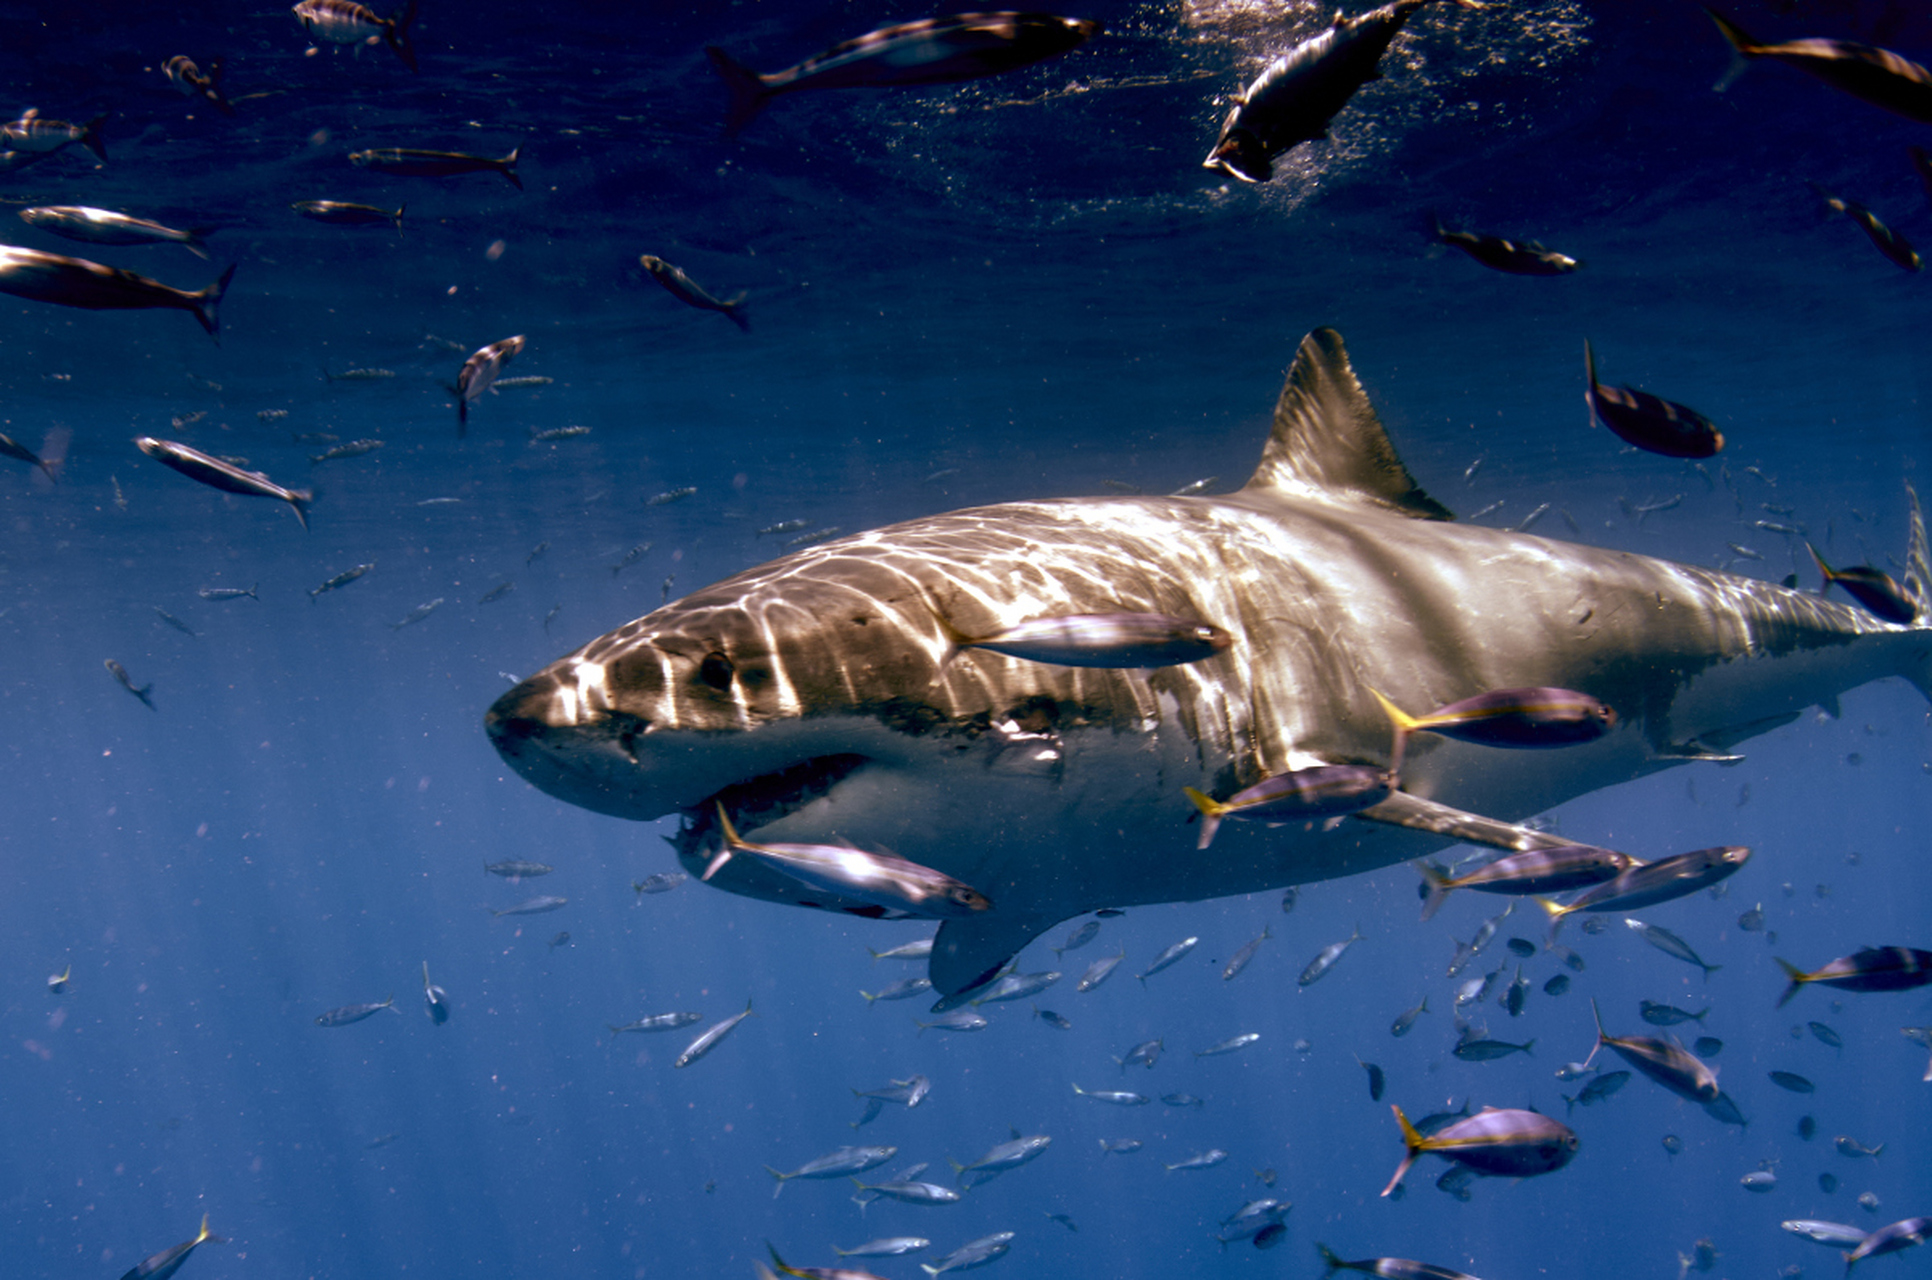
[[1, 1, 1929, 1278]]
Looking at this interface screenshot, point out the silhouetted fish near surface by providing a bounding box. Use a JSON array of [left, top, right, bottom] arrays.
[[136, 437, 310, 526], [0, 431, 58, 482], [119, 1214, 223, 1280], [1583, 341, 1723, 459], [351, 144, 519, 186], [1186, 764, 1393, 850], [1776, 946, 1932, 1007], [450, 335, 525, 433], [20, 206, 211, 258], [4, 110, 106, 161], [1430, 214, 1579, 275], [1811, 185, 1921, 272], [163, 55, 232, 114], [1203, 0, 1489, 183], [105, 658, 155, 710], [1319, 1244, 1485, 1280], [1706, 9, 1932, 124], [293, 0, 420, 72], [0, 248, 232, 337], [638, 255, 748, 331], [706, 13, 1101, 135], [292, 200, 405, 237], [1807, 543, 1917, 624], [1382, 1104, 1577, 1197], [316, 995, 396, 1025], [1769, 1070, 1816, 1093]]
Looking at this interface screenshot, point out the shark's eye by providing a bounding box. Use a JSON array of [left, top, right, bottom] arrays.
[[697, 651, 735, 693]]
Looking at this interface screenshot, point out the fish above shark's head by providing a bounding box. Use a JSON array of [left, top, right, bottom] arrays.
[[489, 327, 1931, 996]]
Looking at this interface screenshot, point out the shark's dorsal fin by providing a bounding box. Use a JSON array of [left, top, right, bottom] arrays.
[[1242, 327, 1454, 521]]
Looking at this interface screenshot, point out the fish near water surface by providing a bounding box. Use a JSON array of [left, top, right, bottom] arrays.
[[163, 56, 232, 114], [486, 326, 1932, 998], [1706, 9, 1932, 125], [293, 0, 420, 72], [20, 206, 212, 258], [0, 248, 233, 337], [135, 438, 312, 528]]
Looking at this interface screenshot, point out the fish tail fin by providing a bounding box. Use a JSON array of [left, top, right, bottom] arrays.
[[1182, 787, 1224, 850], [920, 1268, 942, 1279], [1582, 997, 1608, 1068], [1806, 542, 1837, 596], [1369, 687, 1418, 773], [1706, 9, 1760, 91], [701, 849, 731, 881], [765, 1167, 786, 1198], [192, 264, 235, 338], [724, 292, 750, 332], [183, 229, 212, 260], [859, 988, 878, 1004], [767, 1243, 802, 1280], [498, 146, 522, 190], [1700, 961, 1722, 983], [394, 204, 407, 239], [80, 113, 107, 162], [1522, 1038, 1536, 1057], [1774, 957, 1809, 1008], [707, 46, 770, 136], [287, 489, 313, 531], [1900, 481, 1932, 649], [1416, 860, 1453, 921], [386, 0, 420, 71], [1318, 1244, 1348, 1278], [1381, 1105, 1425, 1198]]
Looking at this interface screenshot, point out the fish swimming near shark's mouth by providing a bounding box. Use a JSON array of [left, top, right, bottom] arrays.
[[486, 327, 1932, 997]]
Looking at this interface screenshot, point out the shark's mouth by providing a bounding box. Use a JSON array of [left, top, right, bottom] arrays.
[[669, 752, 872, 861]]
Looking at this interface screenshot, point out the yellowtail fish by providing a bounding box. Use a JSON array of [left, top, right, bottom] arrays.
[[706, 13, 1101, 135], [163, 55, 233, 114], [1381, 1104, 1576, 1197], [105, 659, 155, 709], [293, 0, 419, 72], [19, 206, 211, 259], [1185, 764, 1393, 850], [350, 144, 520, 187], [421, 961, 449, 1024], [922, 1232, 1016, 1276], [1807, 543, 1917, 624], [1844, 1218, 1931, 1274], [0, 431, 58, 482], [136, 437, 311, 528], [674, 997, 754, 1068], [1203, 0, 1487, 183], [707, 803, 993, 919], [1319, 1243, 1484, 1280], [1811, 185, 1921, 272], [1583, 340, 1724, 459], [638, 255, 748, 331], [1430, 214, 1579, 275], [451, 334, 526, 433], [1775, 946, 1932, 1007], [1583, 998, 1719, 1104], [935, 609, 1232, 675], [3, 110, 106, 160], [119, 1214, 223, 1280], [1373, 686, 1615, 770], [1706, 9, 1932, 124], [1415, 844, 1637, 921], [292, 199, 405, 237], [0, 248, 233, 337], [768, 1243, 891, 1280], [1535, 845, 1750, 932], [315, 996, 396, 1025], [768, 1144, 897, 1198], [47, 963, 71, 993]]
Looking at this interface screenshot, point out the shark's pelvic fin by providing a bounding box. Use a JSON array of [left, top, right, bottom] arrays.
[[1351, 791, 1577, 853], [1242, 327, 1454, 522]]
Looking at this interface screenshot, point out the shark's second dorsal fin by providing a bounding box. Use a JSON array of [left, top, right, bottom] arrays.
[[1242, 327, 1454, 521]]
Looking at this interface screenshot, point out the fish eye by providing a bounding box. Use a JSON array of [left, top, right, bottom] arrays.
[[697, 651, 735, 693]]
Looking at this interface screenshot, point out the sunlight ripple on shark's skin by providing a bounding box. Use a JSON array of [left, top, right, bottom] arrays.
[[486, 327, 1932, 997]]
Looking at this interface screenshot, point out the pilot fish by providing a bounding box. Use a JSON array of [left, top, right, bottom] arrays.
[[19, 206, 211, 259], [1808, 543, 1918, 624], [135, 438, 311, 528], [1776, 946, 1932, 1007], [1185, 764, 1393, 850], [638, 255, 748, 331], [705, 13, 1102, 135], [1415, 844, 1635, 921], [293, 0, 420, 72], [1706, 9, 1932, 124], [163, 55, 232, 113], [0, 249, 233, 337], [119, 1215, 223, 1280], [708, 803, 993, 919], [1584, 341, 1724, 459], [1203, 0, 1489, 183]]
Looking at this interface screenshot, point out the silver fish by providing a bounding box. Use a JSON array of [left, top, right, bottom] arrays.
[[310, 438, 384, 465], [163, 55, 232, 113], [1072, 1083, 1148, 1105], [197, 584, 257, 601], [451, 335, 526, 432], [19, 205, 210, 258], [708, 804, 993, 919], [153, 607, 198, 638], [294, 0, 420, 71], [310, 562, 374, 600], [638, 255, 748, 331], [768, 1144, 897, 1197], [1195, 1032, 1260, 1057], [2, 111, 106, 160], [293, 200, 405, 237], [390, 598, 445, 631], [135, 437, 309, 526], [1137, 936, 1199, 983], [673, 998, 754, 1067], [105, 658, 155, 710], [1299, 924, 1364, 987], [0, 249, 232, 337], [1076, 950, 1126, 992], [490, 895, 566, 916], [607, 1011, 702, 1036], [315, 996, 396, 1026], [350, 144, 520, 185]]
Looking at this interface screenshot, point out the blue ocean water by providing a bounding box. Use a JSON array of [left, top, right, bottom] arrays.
[[1, 1, 1929, 1278]]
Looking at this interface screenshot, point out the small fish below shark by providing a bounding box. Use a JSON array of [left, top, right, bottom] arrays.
[[486, 327, 1932, 998]]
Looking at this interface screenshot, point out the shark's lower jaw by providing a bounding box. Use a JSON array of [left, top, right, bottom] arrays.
[[670, 752, 872, 860]]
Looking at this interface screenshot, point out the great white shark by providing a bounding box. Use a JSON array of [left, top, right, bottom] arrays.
[[486, 328, 1931, 997]]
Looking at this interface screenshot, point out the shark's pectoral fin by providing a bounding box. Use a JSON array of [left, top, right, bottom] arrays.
[[1351, 792, 1574, 854], [930, 914, 1053, 998]]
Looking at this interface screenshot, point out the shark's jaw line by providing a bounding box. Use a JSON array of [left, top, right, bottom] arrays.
[[486, 327, 1932, 996]]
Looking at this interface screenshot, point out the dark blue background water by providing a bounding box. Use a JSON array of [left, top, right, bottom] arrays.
[[1, 1, 1928, 1277]]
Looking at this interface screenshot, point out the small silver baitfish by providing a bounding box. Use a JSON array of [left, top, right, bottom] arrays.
[[135, 437, 310, 526], [490, 894, 566, 917], [1431, 214, 1579, 275], [478, 580, 515, 605], [706, 13, 1102, 134], [451, 335, 526, 433], [315, 995, 396, 1025], [163, 55, 233, 114], [310, 562, 374, 600], [350, 144, 519, 186], [19, 206, 211, 258], [105, 658, 155, 710], [608, 1011, 702, 1036], [674, 999, 754, 1067], [293, 0, 420, 72], [638, 255, 748, 331], [390, 598, 444, 630], [0, 249, 233, 337], [197, 584, 257, 601], [3, 110, 106, 160], [310, 438, 384, 464], [292, 200, 405, 237]]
